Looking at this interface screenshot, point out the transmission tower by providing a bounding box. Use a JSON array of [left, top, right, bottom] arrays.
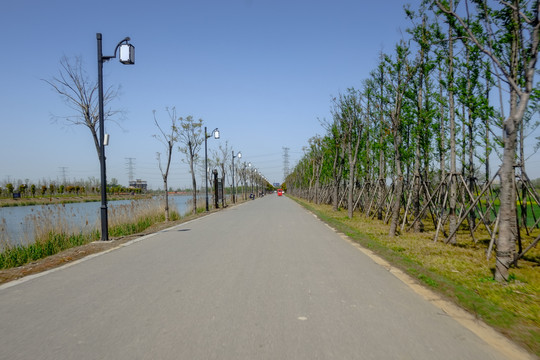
[[59, 167, 68, 184], [125, 157, 136, 183], [282, 146, 290, 180]]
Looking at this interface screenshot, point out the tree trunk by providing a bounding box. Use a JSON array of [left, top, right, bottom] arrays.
[[189, 142, 197, 215], [348, 140, 361, 218], [378, 148, 385, 221], [332, 151, 341, 212], [190, 163, 197, 215], [347, 176, 354, 218], [378, 66, 386, 221], [333, 181, 339, 211], [439, 64, 446, 181], [315, 163, 321, 205], [485, 72, 491, 184], [389, 130, 403, 236], [413, 36, 424, 232], [163, 178, 169, 221], [496, 34, 530, 280], [496, 114, 519, 281], [448, 8, 458, 245]]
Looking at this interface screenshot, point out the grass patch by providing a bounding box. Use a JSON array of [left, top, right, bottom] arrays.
[[418, 273, 439, 288], [0, 231, 100, 269], [292, 197, 540, 357]]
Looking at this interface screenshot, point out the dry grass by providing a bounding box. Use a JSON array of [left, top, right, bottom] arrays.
[[294, 198, 540, 357], [108, 198, 180, 236]]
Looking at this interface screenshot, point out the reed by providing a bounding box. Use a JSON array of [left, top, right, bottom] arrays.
[[0, 197, 181, 269], [108, 198, 180, 237], [184, 196, 211, 215]]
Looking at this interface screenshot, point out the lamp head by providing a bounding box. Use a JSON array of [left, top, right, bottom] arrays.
[[238, 152, 242, 159], [213, 128, 220, 139], [119, 43, 135, 64]]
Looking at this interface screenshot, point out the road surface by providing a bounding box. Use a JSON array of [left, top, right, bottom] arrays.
[[0, 195, 528, 359]]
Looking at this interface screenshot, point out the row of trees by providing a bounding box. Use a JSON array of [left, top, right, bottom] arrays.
[[0, 183, 84, 197], [286, 0, 540, 282], [0, 181, 144, 198]]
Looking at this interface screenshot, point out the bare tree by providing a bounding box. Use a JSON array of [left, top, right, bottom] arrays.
[[153, 107, 179, 221], [43, 56, 121, 160], [177, 116, 204, 214], [211, 140, 231, 205]]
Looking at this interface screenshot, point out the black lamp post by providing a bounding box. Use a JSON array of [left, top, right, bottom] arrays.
[[205, 127, 220, 211], [97, 33, 134, 241], [255, 169, 259, 197], [232, 151, 241, 203]]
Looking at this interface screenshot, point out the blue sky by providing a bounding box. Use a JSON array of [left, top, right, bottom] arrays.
[[2, 0, 536, 190]]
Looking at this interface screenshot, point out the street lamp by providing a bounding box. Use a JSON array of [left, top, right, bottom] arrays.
[[97, 33, 135, 241], [205, 127, 220, 211], [232, 151, 241, 203]]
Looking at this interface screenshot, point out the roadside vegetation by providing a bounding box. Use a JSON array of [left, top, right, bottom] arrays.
[[292, 196, 539, 357], [0, 198, 180, 269]]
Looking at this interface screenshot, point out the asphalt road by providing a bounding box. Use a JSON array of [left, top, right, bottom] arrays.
[[0, 195, 524, 359]]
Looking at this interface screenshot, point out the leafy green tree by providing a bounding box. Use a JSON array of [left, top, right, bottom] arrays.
[[369, 57, 391, 220], [331, 88, 365, 218], [321, 118, 344, 212], [407, 11, 438, 232], [307, 135, 324, 204], [435, 0, 540, 281], [18, 184, 27, 197], [384, 41, 417, 236]]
